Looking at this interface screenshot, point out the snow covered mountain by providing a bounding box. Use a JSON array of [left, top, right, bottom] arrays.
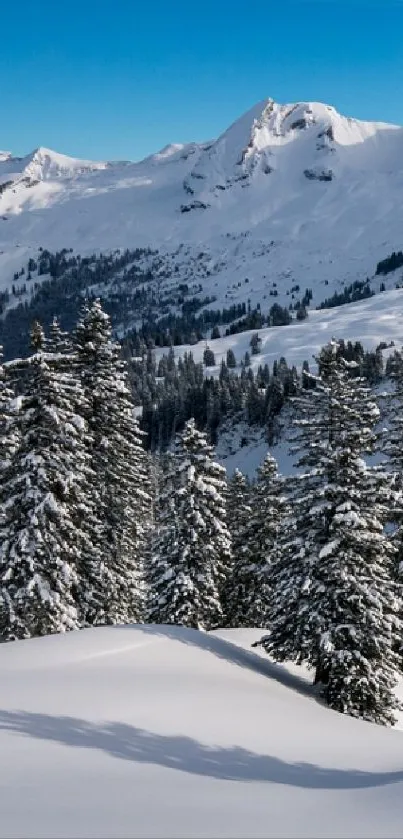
[[1, 624, 403, 838], [1, 98, 403, 311]]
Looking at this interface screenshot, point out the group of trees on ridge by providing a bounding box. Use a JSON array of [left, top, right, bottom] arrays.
[[1, 241, 402, 368], [1, 301, 403, 727], [376, 251, 403, 276], [126, 334, 386, 451], [1, 241, 391, 362]]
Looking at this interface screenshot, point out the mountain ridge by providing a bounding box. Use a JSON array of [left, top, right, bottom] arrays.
[[2, 97, 401, 171], [1, 96, 403, 346]]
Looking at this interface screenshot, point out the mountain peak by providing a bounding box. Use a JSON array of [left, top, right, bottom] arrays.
[[0, 95, 403, 319], [21, 146, 110, 180]]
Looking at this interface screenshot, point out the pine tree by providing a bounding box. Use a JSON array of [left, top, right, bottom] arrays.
[[250, 333, 262, 355], [315, 460, 401, 725], [47, 315, 72, 354], [227, 469, 251, 562], [222, 468, 253, 626], [257, 341, 401, 724], [224, 457, 286, 627], [147, 420, 231, 629], [146, 452, 181, 624], [0, 347, 16, 473], [247, 455, 287, 626], [30, 320, 45, 352], [0, 336, 91, 640], [203, 346, 216, 367], [382, 348, 403, 572], [74, 300, 151, 626], [226, 348, 237, 369]]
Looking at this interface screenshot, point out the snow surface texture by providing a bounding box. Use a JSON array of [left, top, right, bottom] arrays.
[[1, 625, 403, 839], [1, 98, 403, 311]]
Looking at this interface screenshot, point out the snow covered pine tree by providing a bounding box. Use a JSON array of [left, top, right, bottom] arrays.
[[223, 468, 253, 626], [382, 348, 403, 576], [74, 300, 151, 626], [147, 419, 231, 629], [146, 451, 181, 624], [0, 329, 87, 640], [256, 340, 401, 725], [224, 458, 286, 627], [0, 345, 16, 482], [247, 454, 286, 627]]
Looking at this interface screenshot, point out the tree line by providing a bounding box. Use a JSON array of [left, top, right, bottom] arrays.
[[149, 341, 403, 726], [127, 336, 386, 451], [1, 305, 403, 727]]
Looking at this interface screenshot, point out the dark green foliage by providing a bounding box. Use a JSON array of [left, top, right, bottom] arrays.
[[0, 247, 157, 360], [224, 457, 286, 628], [296, 305, 308, 321], [132, 349, 305, 452], [317, 279, 373, 310], [376, 251, 403, 276], [226, 349, 237, 368], [250, 333, 262, 355], [203, 346, 216, 367]]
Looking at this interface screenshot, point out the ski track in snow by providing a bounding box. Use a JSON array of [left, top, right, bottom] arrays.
[[65, 635, 169, 664]]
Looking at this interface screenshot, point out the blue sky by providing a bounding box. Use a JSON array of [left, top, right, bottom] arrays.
[[2, 0, 402, 161]]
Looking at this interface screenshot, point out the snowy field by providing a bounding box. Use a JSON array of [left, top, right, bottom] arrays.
[[1, 625, 403, 839], [157, 287, 403, 374]]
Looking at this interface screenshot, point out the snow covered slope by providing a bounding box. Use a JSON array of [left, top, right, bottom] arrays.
[[1, 98, 403, 308], [157, 286, 403, 373], [1, 624, 403, 838]]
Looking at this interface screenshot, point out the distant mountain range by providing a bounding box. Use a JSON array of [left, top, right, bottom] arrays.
[[1, 98, 403, 335]]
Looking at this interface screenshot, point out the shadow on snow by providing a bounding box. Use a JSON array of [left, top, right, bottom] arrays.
[[1, 708, 403, 789], [124, 623, 315, 698]]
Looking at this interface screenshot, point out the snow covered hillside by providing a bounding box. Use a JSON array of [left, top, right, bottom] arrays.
[[1, 98, 403, 310], [1, 625, 403, 839], [152, 288, 403, 479], [157, 286, 403, 374]]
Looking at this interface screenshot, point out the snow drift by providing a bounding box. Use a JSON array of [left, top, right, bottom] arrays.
[[1, 624, 403, 838]]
